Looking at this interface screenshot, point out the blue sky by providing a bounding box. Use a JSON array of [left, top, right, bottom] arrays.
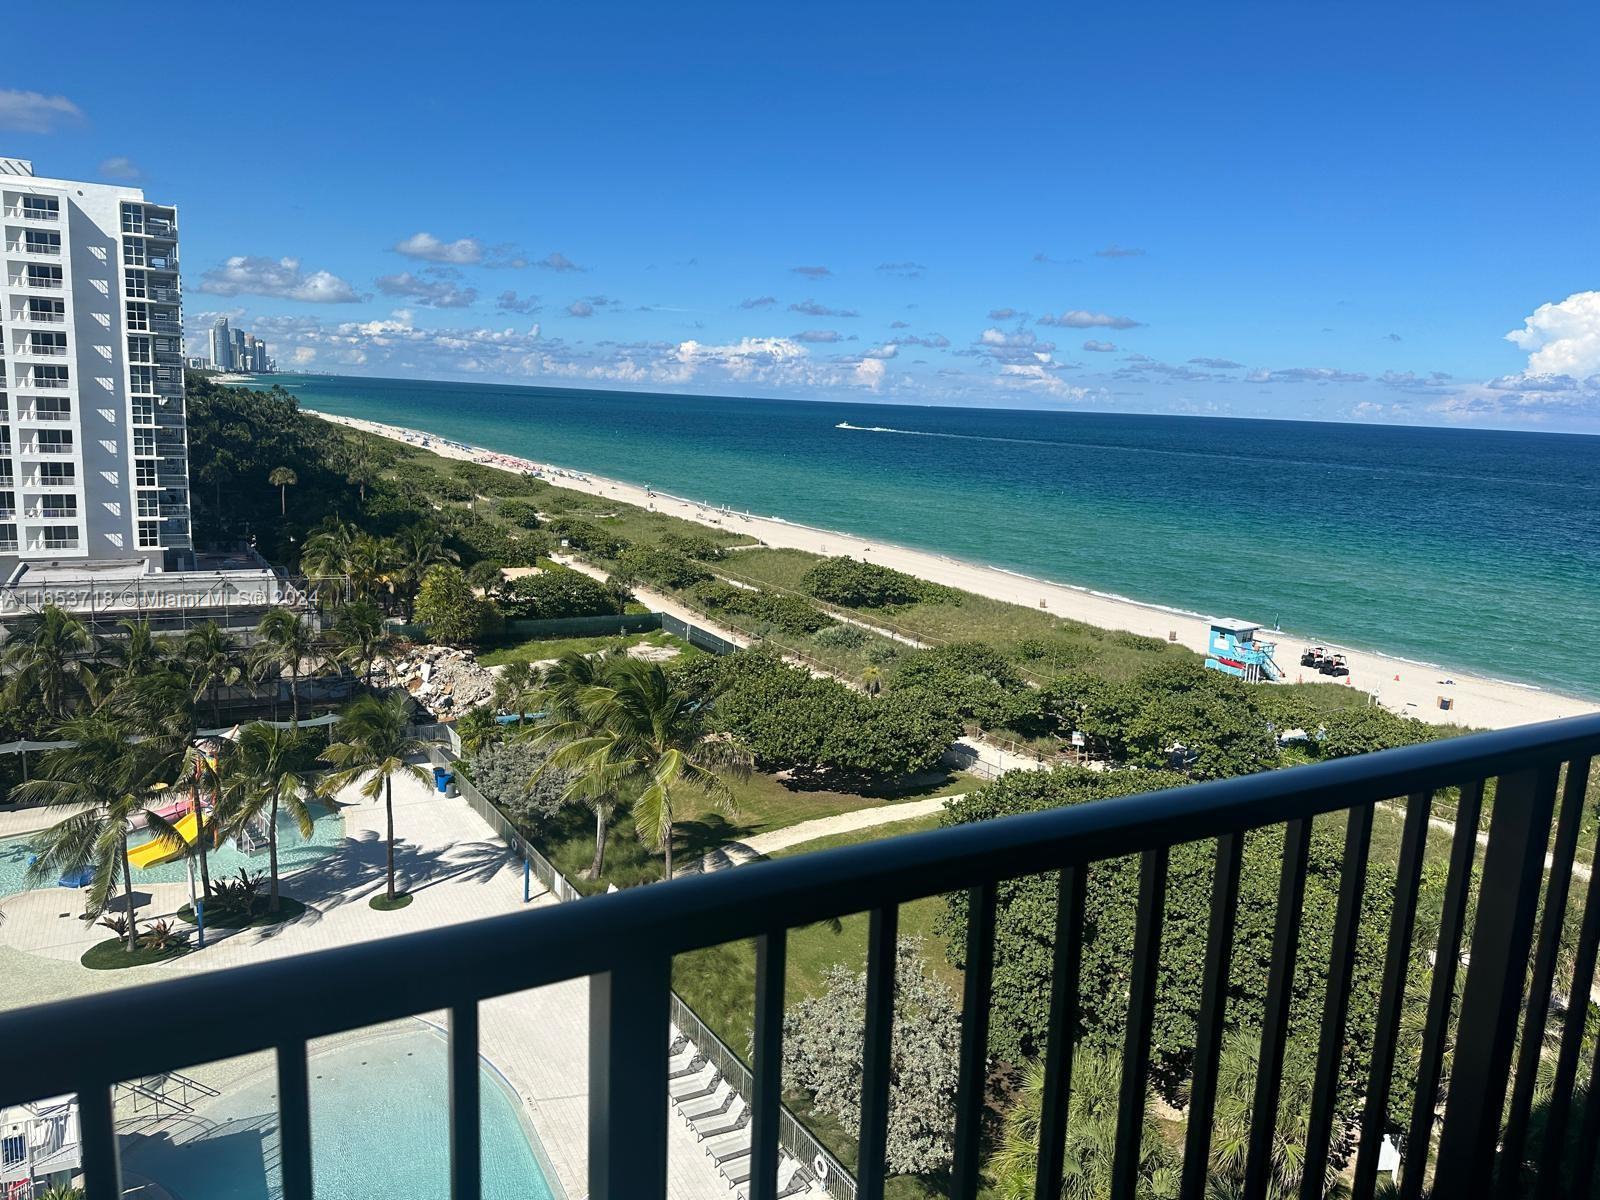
[[6, 2, 1599, 429]]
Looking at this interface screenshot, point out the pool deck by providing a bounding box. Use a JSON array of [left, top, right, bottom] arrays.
[[0, 767, 747, 1200]]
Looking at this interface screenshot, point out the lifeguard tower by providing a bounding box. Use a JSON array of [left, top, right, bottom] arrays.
[[1204, 619, 1283, 683]]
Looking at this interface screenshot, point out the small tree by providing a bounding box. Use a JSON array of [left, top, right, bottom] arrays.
[[415, 564, 485, 645], [783, 938, 961, 1177], [466, 739, 572, 824], [269, 466, 298, 516]]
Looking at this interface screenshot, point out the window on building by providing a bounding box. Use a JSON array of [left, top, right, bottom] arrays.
[[33, 364, 69, 389], [27, 297, 65, 322], [40, 496, 77, 519], [137, 520, 160, 548], [35, 430, 72, 454], [30, 332, 67, 356], [137, 494, 160, 518], [130, 397, 153, 424], [124, 269, 147, 299], [41, 525, 78, 550], [121, 207, 145, 235], [129, 366, 154, 394], [123, 239, 147, 267], [25, 264, 62, 289], [126, 302, 149, 332], [0, 524, 16, 552], [21, 197, 59, 220], [22, 231, 61, 255], [33, 396, 71, 422], [37, 462, 74, 485], [133, 431, 155, 457], [135, 461, 156, 487], [0, 491, 13, 518], [127, 335, 152, 363]]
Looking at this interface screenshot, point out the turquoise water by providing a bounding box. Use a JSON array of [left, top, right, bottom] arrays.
[[276, 373, 1600, 699], [121, 1025, 558, 1200], [0, 807, 345, 899]]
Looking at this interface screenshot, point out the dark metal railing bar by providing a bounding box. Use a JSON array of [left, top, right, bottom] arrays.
[[1112, 848, 1170, 1200], [1575, 1009, 1600, 1194], [951, 882, 997, 1200], [1498, 757, 1594, 1197], [589, 957, 671, 1200], [276, 1040, 314, 1200], [1179, 831, 1244, 1200], [1400, 778, 1484, 1200], [750, 930, 788, 1200], [449, 1003, 482, 1200], [1244, 817, 1312, 1200], [857, 905, 899, 1200], [1300, 802, 1376, 1200], [77, 1083, 121, 1200], [1034, 866, 1087, 1200], [8, 717, 1600, 1109], [1352, 791, 1432, 1200], [1434, 765, 1562, 1195], [1539, 760, 1600, 1200]]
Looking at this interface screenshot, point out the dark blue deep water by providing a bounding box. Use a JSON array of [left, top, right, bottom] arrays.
[[272, 374, 1600, 698]]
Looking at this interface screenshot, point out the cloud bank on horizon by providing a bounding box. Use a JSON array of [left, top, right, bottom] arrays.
[[5, 2, 1599, 432]]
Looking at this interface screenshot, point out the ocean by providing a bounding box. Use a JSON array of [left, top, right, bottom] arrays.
[[267, 373, 1600, 700]]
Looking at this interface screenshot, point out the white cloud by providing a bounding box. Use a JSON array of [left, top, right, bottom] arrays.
[[1505, 291, 1600, 378], [291, 346, 318, 366], [99, 156, 141, 180], [196, 256, 365, 303], [854, 358, 886, 390], [1082, 339, 1117, 353], [375, 272, 478, 308], [393, 232, 484, 265], [1038, 310, 1144, 329], [0, 89, 83, 133]]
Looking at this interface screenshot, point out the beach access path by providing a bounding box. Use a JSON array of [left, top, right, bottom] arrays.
[[309, 410, 1599, 732]]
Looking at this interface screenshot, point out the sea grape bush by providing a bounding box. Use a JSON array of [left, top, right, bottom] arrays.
[[800, 557, 958, 608]]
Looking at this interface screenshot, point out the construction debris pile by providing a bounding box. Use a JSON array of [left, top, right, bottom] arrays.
[[372, 645, 497, 715]]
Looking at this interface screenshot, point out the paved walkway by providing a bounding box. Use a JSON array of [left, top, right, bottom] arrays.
[[0, 765, 740, 1200], [687, 793, 961, 873]]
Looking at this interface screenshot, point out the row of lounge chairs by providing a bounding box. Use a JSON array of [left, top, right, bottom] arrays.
[[667, 1025, 818, 1199]]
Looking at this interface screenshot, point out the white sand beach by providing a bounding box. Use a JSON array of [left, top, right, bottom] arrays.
[[307, 409, 1599, 732]]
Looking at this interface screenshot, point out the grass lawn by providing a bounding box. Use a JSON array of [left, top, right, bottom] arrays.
[[81, 937, 193, 970], [523, 766, 972, 895], [476, 628, 697, 668], [177, 896, 307, 929]]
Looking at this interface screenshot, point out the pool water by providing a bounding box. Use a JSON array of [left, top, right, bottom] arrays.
[[0, 806, 346, 899], [121, 1025, 560, 1200]]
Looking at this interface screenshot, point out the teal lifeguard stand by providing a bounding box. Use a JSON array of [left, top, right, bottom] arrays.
[[1204, 619, 1283, 683]]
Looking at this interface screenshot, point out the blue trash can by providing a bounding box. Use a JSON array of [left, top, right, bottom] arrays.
[[432, 766, 452, 794]]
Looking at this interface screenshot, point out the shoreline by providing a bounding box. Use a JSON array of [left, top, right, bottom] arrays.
[[305, 408, 1599, 731]]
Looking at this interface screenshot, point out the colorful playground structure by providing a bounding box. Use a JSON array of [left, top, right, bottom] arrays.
[[126, 808, 205, 869], [1203, 618, 1284, 683]]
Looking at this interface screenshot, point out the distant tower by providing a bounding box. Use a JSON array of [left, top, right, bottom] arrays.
[[243, 332, 258, 372], [210, 316, 233, 370]]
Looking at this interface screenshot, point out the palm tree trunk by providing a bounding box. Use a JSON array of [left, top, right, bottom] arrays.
[[268, 791, 281, 912], [211, 683, 222, 728], [191, 772, 212, 898], [280, 486, 287, 516], [384, 774, 397, 901], [120, 838, 138, 951], [289, 667, 300, 727], [587, 803, 609, 879], [664, 823, 673, 881]]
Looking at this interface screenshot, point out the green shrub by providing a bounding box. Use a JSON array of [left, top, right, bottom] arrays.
[[800, 556, 957, 608], [659, 531, 729, 561], [498, 499, 543, 529], [495, 566, 623, 620], [617, 544, 712, 590], [415, 564, 488, 645], [692, 581, 832, 636], [547, 517, 629, 558], [813, 623, 869, 650]]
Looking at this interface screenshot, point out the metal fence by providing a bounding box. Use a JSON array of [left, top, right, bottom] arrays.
[[6, 714, 1600, 1200]]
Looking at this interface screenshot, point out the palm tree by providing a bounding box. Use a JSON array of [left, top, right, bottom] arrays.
[[300, 519, 357, 606], [342, 443, 377, 502], [269, 465, 298, 516], [542, 656, 751, 880], [0, 604, 97, 721], [455, 705, 502, 756], [861, 664, 884, 697], [529, 652, 618, 878], [493, 659, 538, 725], [219, 722, 319, 912], [250, 607, 317, 726], [346, 532, 393, 606], [179, 620, 242, 727], [1206, 1035, 1333, 1200], [15, 713, 183, 950], [320, 693, 430, 903], [992, 1050, 1179, 1200], [102, 617, 167, 687], [466, 560, 505, 592], [391, 523, 460, 620], [329, 599, 390, 686]]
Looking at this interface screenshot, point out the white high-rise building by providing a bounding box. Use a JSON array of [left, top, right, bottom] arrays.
[[209, 315, 233, 372], [0, 157, 192, 572]]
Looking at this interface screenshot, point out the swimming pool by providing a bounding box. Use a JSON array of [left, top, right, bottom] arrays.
[[0, 806, 346, 899], [121, 1024, 562, 1199]]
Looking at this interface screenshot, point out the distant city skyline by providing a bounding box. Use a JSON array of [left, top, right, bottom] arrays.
[[3, 2, 1598, 431], [207, 316, 272, 374]]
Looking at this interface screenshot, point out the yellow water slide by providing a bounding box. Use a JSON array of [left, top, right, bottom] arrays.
[[126, 811, 201, 869]]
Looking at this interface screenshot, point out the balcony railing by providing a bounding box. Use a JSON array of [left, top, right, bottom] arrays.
[[19, 308, 64, 323], [1, 716, 1599, 1200], [5, 205, 59, 222]]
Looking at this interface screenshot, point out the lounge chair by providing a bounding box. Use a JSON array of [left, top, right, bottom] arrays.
[[705, 1126, 751, 1165], [693, 1101, 749, 1143], [669, 1052, 709, 1080], [735, 1158, 811, 1200], [670, 1068, 722, 1102], [677, 1086, 734, 1122]]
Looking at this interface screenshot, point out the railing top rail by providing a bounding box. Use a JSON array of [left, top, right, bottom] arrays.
[[3, 711, 1599, 1106]]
